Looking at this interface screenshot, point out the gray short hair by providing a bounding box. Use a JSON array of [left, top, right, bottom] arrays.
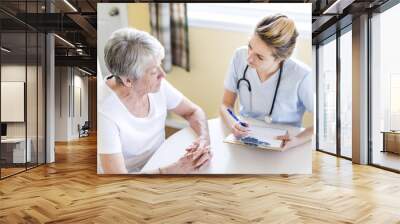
[[104, 28, 164, 81]]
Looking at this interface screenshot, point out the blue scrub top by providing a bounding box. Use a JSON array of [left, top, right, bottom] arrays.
[[224, 46, 314, 127]]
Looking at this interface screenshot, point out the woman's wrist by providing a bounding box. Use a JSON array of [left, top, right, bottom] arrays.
[[199, 135, 210, 144], [195, 133, 210, 147]]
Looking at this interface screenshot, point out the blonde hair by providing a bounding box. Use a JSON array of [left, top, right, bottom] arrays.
[[255, 14, 298, 60]]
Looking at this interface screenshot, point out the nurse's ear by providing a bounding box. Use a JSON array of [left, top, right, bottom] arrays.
[[269, 47, 284, 63], [273, 55, 284, 65]]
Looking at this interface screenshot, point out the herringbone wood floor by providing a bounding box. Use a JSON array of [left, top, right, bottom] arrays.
[[1, 134, 400, 224]]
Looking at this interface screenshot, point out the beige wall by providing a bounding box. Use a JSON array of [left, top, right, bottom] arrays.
[[127, 4, 313, 127], [127, 4, 151, 33]]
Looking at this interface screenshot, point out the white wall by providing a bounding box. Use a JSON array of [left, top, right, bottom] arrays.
[[1, 65, 26, 141], [71, 74, 89, 138], [54, 67, 89, 141], [1, 64, 46, 163], [1, 65, 37, 137], [55, 66, 69, 141], [97, 3, 129, 78]]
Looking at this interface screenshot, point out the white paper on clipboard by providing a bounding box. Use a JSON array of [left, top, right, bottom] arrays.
[[224, 125, 288, 151]]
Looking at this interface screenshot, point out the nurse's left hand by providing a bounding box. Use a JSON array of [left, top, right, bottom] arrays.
[[276, 134, 300, 150]]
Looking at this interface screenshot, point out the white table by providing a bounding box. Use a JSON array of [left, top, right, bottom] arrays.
[[1, 138, 31, 163], [142, 118, 312, 174]]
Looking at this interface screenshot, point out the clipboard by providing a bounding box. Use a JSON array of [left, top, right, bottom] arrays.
[[223, 125, 288, 151]]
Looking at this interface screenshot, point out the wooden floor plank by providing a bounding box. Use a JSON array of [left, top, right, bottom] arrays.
[[0, 134, 399, 223]]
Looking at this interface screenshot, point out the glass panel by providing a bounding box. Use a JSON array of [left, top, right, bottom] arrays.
[[27, 31, 38, 169], [0, 1, 30, 32], [371, 3, 400, 171], [317, 37, 337, 154], [38, 32, 45, 165], [0, 1, 46, 178], [1, 31, 27, 177], [340, 29, 352, 158]]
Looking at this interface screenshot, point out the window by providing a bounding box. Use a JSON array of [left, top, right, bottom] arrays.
[[316, 24, 353, 159], [0, 1, 47, 179], [370, 2, 400, 171], [187, 3, 311, 38], [339, 28, 352, 158], [390, 74, 400, 130], [317, 36, 337, 155]]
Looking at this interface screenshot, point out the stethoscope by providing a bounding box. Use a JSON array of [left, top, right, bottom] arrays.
[[236, 61, 284, 123]]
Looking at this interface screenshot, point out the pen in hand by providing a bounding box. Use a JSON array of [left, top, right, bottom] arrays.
[[226, 108, 249, 138], [226, 108, 248, 127]]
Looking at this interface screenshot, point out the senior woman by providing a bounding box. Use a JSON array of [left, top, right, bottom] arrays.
[[98, 28, 212, 174]]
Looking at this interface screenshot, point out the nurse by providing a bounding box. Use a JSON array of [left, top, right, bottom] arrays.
[[220, 14, 314, 150]]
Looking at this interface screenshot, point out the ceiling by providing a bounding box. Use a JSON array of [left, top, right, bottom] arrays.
[[311, 0, 392, 44], [0, 0, 99, 74], [1, 0, 396, 74]]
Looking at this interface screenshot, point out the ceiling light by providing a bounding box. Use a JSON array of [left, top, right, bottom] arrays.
[[1, 47, 11, 53], [322, 0, 354, 15], [78, 67, 92, 76], [54, 34, 75, 48], [63, 0, 78, 12]]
